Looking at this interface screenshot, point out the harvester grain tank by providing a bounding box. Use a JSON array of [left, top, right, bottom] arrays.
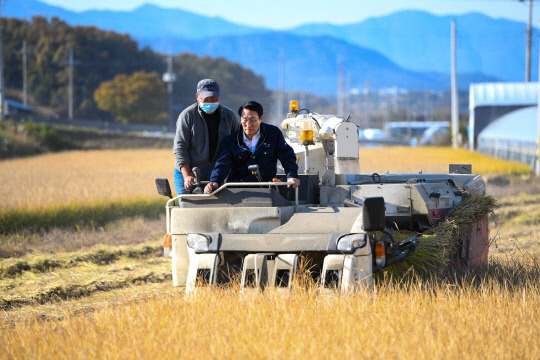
[[156, 101, 489, 293]]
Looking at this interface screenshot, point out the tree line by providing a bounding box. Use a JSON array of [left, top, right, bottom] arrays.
[[2, 16, 270, 124]]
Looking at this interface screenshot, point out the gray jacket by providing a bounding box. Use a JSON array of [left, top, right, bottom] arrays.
[[174, 103, 240, 180]]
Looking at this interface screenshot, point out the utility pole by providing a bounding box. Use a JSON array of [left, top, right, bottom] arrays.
[[277, 49, 284, 121], [536, 44, 540, 176], [345, 71, 351, 116], [68, 48, 74, 120], [16, 40, 33, 106], [526, 0, 533, 82], [162, 53, 177, 131], [424, 89, 429, 122], [337, 58, 344, 115], [364, 81, 370, 128], [451, 20, 459, 148], [382, 96, 389, 131], [22, 40, 28, 106], [0, 0, 5, 122], [406, 91, 412, 138], [60, 47, 80, 120]]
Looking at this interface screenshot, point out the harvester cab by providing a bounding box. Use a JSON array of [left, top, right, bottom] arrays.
[[157, 101, 488, 293]]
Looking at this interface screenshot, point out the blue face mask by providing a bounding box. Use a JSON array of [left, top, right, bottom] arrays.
[[200, 102, 219, 114]]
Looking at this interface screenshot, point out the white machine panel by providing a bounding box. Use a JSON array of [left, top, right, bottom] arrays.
[[334, 122, 359, 159]]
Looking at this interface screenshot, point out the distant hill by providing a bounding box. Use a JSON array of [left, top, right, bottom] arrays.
[[5, 0, 265, 39], [148, 32, 497, 94], [290, 10, 537, 82], [1, 17, 271, 120], [6, 0, 511, 92]]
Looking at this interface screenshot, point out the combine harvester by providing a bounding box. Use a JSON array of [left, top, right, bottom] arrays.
[[156, 101, 489, 293]]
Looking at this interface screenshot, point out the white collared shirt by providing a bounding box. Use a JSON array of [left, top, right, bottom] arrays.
[[243, 129, 261, 153]]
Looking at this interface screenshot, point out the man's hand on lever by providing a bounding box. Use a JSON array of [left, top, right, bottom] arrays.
[[184, 176, 197, 191], [204, 182, 219, 194], [287, 177, 300, 189]]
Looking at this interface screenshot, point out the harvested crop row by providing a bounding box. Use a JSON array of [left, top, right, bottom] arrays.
[[0, 244, 163, 279], [1, 282, 175, 325], [0, 271, 171, 311]]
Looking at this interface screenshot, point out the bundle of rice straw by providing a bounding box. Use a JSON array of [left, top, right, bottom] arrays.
[[381, 194, 498, 280]]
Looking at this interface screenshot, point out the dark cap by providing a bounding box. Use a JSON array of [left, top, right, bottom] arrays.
[[196, 79, 220, 98]]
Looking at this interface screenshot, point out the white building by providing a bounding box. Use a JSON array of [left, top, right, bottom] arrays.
[[469, 82, 537, 149], [477, 106, 538, 168]]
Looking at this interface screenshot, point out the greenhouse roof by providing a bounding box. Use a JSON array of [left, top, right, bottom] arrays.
[[470, 82, 538, 109]]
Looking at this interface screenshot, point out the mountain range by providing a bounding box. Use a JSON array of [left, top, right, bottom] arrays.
[[5, 0, 535, 94], [148, 32, 499, 94]]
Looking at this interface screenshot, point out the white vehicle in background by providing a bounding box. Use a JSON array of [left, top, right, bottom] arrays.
[[386, 121, 449, 144], [360, 128, 386, 140], [359, 128, 410, 147], [420, 124, 451, 146]]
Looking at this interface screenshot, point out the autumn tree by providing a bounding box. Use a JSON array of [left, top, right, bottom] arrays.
[[94, 71, 167, 124], [3, 17, 271, 120]]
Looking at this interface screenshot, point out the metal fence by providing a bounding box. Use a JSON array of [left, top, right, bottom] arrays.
[[477, 137, 537, 168], [7, 114, 174, 135]]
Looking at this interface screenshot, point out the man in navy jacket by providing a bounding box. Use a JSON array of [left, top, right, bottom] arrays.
[[204, 101, 300, 193]]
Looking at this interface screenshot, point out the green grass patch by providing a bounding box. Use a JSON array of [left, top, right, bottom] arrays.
[[497, 193, 540, 207], [510, 208, 540, 226], [0, 197, 165, 234]]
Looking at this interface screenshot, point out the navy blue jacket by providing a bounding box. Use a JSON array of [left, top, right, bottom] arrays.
[[209, 122, 299, 185]]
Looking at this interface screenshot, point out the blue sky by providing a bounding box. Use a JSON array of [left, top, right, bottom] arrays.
[[39, 0, 537, 29]]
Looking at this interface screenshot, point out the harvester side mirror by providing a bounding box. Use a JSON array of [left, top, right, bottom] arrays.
[[155, 178, 172, 199], [363, 197, 386, 231], [248, 164, 262, 182]]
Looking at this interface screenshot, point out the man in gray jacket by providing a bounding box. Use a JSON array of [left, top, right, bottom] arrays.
[[173, 79, 241, 194]]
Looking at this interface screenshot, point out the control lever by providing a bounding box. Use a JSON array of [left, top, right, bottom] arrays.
[[248, 164, 262, 182], [192, 167, 202, 187], [191, 167, 203, 194]]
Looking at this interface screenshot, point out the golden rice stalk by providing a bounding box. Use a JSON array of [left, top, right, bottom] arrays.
[[381, 194, 498, 279]]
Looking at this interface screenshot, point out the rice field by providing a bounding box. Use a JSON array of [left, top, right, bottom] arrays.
[[0, 147, 531, 212], [0, 147, 538, 359], [1, 264, 539, 360], [0, 149, 174, 211], [358, 146, 532, 175]]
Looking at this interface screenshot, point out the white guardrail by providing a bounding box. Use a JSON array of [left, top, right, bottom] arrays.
[[164, 182, 299, 235]]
